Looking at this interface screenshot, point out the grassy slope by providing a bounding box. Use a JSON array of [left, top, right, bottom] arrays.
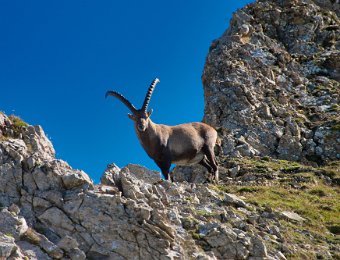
[[214, 157, 340, 258]]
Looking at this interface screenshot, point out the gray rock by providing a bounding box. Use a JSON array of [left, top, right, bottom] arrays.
[[0, 209, 28, 240], [124, 164, 162, 184], [276, 251, 287, 260], [23, 125, 55, 160], [250, 236, 267, 257], [57, 235, 79, 251], [101, 163, 120, 186], [172, 164, 208, 183], [0, 113, 7, 126], [280, 211, 305, 222], [16, 240, 52, 260], [58, 235, 86, 260], [61, 170, 93, 189], [0, 232, 16, 258], [69, 248, 86, 260], [24, 228, 64, 259], [229, 165, 240, 177], [38, 207, 75, 236], [224, 193, 248, 208], [8, 204, 20, 215]]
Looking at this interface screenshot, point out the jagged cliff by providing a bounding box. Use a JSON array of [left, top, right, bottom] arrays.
[[0, 0, 339, 259], [203, 0, 339, 164]]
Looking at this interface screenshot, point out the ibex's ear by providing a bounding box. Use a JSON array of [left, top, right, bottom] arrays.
[[147, 109, 153, 118], [128, 113, 136, 120]]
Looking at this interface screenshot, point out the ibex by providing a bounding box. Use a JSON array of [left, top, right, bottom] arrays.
[[106, 78, 218, 182]]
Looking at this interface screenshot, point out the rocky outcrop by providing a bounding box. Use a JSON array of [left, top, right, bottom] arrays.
[[1, 114, 339, 258], [0, 113, 284, 259], [203, 0, 339, 164]]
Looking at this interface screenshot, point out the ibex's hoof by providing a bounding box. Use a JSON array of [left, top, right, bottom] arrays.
[[207, 171, 219, 184], [155, 177, 172, 184], [214, 170, 219, 183], [154, 179, 164, 185]]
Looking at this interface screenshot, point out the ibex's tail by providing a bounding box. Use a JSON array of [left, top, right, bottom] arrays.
[[142, 78, 160, 112]]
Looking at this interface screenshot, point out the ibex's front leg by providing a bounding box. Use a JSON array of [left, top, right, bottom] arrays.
[[155, 158, 172, 181]]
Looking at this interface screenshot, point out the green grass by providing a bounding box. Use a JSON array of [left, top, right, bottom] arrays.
[[309, 188, 327, 197], [331, 123, 340, 131], [329, 104, 340, 112], [193, 209, 216, 218], [318, 161, 340, 182], [210, 184, 230, 193], [238, 187, 259, 193], [9, 115, 28, 128], [231, 157, 304, 174], [190, 231, 204, 240], [213, 181, 339, 257], [1, 115, 29, 138], [211, 156, 340, 258]]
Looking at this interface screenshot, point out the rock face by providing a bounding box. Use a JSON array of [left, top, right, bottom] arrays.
[[0, 113, 282, 259], [1, 120, 338, 259], [203, 0, 339, 164]]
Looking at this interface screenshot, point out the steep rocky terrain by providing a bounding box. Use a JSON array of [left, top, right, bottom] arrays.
[[203, 0, 339, 164], [1, 113, 339, 259], [1, 0, 339, 259]]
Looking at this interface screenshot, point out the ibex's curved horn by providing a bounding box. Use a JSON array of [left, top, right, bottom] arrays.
[[105, 91, 138, 114], [142, 78, 160, 112]]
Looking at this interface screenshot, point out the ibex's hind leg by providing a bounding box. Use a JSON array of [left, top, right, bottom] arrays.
[[202, 145, 219, 182], [199, 158, 213, 173]]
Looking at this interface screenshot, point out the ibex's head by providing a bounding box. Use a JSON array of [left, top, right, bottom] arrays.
[[106, 78, 160, 132]]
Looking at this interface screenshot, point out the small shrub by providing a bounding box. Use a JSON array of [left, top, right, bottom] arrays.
[[238, 187, 258, 193], [331, 123, 340, 131], [191, 231, 204, 240], [282, 165, 301, 173], [9, 115, 28, 128], [328, 225, 340, 235], [309, 189, 327, 197], [261, 156, 271, 161]]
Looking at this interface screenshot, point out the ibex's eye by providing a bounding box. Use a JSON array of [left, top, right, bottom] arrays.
[[137, 124, 145, 132]]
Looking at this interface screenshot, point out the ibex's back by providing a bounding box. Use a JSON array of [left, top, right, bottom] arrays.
[[106, 78, 218, 182], [167, 122, 217, 165]]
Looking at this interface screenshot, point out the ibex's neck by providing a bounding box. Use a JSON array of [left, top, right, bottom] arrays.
[[135, 119, 160, 159], [135, 119, 157, 154]]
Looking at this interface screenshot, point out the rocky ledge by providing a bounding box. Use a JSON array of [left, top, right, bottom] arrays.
[[0, 113, 273, 259], [1, 114, 339, 259]]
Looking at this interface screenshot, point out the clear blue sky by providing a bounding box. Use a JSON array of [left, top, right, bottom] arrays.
[[0, 0, 253, 183]]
